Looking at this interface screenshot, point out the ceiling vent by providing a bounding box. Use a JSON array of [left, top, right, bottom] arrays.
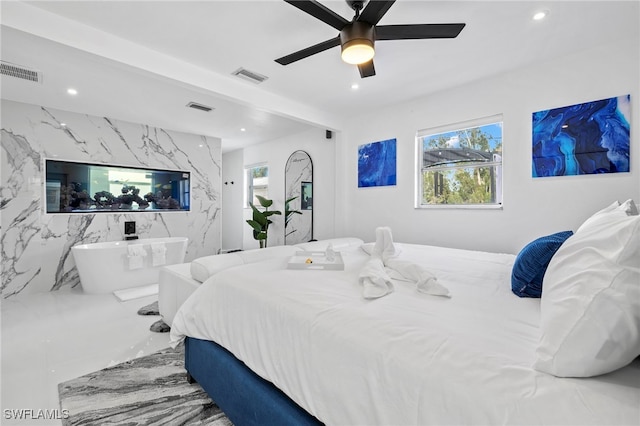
[[1, 61, 43, 83], [232, 68, 268, 84], [186, 102, 213, 112]]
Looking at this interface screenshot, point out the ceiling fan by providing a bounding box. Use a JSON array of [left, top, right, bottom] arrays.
[[275, 0, 466, 78]]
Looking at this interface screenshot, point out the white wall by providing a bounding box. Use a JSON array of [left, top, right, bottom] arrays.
[[232, 127, 336, 250], [335, 38, 639, 254], [221, 149, 244, 250]]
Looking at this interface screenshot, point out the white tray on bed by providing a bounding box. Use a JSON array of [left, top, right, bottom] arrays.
[[287, 251, 344, 270]]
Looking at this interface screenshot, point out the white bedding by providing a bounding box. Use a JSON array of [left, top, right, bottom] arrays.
[[170, 242, 640, 425]]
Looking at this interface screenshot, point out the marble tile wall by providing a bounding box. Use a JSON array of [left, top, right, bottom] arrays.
[[1, 100, 221, 298]]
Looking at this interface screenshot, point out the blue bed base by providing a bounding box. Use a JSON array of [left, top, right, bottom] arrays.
[[184, 336, 323, 426]]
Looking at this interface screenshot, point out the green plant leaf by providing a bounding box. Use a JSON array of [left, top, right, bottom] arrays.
[[249, 203, 259, 215], [255, 215, 268, 227], [256, 195, 273, 208], [249, 207, 267, 226], [246, 220, 263, 233]]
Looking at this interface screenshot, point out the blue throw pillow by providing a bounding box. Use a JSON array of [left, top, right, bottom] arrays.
[[511, 231, 574, 298]]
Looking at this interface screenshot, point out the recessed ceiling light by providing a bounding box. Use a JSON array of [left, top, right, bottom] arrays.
[[240, 128, 246, 132], [67, 88, 78, 95], [532, 10, 549, 21], [60, 123, 66, 127], [351, 83, 359, 90]]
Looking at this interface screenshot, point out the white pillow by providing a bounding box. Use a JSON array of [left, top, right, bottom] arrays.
[[575, 200, 619, 233], [534, 202, 640, 377], [295, 238, 364, 252], [237, 245, 298, 264], [190, 245, 300, 283], [361, 242, 375, 255], [190, 253, 244, 283], [619, 198, 639, 215]]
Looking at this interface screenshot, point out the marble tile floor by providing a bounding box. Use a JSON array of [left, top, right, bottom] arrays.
[[1, 286, 171, 425]]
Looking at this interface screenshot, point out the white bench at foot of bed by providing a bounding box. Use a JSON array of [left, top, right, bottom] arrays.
[[158, 263, 201, 326]]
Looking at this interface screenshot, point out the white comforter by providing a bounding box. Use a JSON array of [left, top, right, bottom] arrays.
[[170, 242, 640, 425]]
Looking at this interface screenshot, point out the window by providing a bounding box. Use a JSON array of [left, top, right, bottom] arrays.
[[417, 116, 503, 208], [245, 164, 269, 207]]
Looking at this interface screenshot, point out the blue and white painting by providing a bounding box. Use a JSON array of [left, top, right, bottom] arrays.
[[532, 95, 630, 177], [358, 138, 397, 188]]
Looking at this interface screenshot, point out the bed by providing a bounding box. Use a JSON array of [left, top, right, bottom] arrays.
[[170, 202, 640, 425]]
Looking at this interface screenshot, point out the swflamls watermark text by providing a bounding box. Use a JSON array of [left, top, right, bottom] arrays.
[[3, 408, 70, 420]]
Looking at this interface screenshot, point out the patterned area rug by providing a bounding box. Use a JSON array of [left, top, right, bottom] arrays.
[[58, 345, 232, 426]]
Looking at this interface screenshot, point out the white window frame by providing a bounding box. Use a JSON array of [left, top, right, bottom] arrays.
[[244, 163, 269, 208], [415, 114, 503, 209]]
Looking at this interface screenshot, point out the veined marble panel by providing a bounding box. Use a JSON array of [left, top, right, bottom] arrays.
[[1, 100, 221, 298]]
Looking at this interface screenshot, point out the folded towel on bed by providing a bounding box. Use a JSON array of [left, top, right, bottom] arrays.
[[127, 244, 147, 270], [386, 259, 451, 298], [356, 226, 399, 299], [359, 258, 394, 299], [360, 227, 450, 298], [372, 226, 401, 262]]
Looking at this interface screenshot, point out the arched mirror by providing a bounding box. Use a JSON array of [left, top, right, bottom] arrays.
[[285, 150, 313, 245]]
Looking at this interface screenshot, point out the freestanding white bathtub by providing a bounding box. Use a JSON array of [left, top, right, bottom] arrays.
[[71, 237, 188, 294]]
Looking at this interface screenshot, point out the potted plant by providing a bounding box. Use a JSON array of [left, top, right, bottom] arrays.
[[246, 195, 281, 248]]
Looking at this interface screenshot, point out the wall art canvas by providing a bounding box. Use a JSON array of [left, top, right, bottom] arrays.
[[532, 95, 630, 177], [358, 138, 397, 188]]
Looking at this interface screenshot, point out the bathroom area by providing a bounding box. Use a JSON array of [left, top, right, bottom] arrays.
[[1, 101, 223, 424], [1, 100, 222, 299]]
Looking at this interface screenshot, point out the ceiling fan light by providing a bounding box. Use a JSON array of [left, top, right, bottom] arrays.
[[341, 40, 374, 65], [340, 21, 375, 65]]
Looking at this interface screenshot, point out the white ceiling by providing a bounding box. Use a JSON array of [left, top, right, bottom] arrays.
[[1, 1, 638, 152]]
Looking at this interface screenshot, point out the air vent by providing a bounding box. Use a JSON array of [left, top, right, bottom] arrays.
[[1, 61, 43, 83], [232, 68, 268, 84], [186, 102, 213, 112]]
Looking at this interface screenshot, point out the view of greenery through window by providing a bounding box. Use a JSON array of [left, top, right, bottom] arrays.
[[246, 165, 269, 207], [418, 119, 503, 206]]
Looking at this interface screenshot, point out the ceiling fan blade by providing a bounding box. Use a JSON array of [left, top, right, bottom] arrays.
[[376, 23, 466, 40], [284, 0, 349, 31], [358, 60, 376, 78], [275, 36, 341, 65], [358, 0, 395, 26]]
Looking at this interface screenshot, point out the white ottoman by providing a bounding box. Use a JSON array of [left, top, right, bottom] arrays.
[[158, 263, 201, 326]]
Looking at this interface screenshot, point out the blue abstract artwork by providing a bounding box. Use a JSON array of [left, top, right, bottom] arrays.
[[358, 138, 397, 188], [532, 95, 630, 177]]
